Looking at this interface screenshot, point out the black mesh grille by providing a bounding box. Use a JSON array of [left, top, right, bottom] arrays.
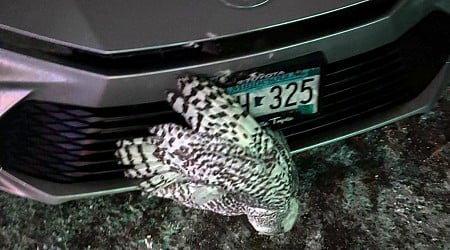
[[0, 12, 449, 183], [282, 47, 408, 137], [0, 102, 185, 182]]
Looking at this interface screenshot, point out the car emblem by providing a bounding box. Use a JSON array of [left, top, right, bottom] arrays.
[[220, 0, 270, 9]]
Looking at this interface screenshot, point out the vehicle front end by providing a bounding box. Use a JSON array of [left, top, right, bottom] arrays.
[[0, 0, 449, 204]]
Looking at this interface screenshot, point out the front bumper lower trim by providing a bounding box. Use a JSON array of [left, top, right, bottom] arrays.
[[0, 61, 448, 204]]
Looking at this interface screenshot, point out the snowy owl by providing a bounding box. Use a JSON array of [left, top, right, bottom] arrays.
[[116, 75, 299, 235]]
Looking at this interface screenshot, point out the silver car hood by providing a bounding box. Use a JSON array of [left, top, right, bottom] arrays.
[[0, 0, 366, 54]]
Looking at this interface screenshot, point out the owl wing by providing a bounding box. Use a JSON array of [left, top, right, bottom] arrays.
[[116, 122, 271, 205], [116, 75, 294, 210], [146, 123, 294, 209], [167, 75, 278, 157]]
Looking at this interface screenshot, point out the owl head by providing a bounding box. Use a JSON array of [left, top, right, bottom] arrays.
[[246, 197, 299, 235]]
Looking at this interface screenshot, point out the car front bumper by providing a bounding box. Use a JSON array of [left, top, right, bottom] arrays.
[[1, 0, 449, 204]]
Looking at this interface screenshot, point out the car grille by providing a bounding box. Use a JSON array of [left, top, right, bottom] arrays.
[[0, 12, 449, 183]]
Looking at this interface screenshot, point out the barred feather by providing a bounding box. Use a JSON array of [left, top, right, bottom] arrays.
[[116, 75, 299, 235]]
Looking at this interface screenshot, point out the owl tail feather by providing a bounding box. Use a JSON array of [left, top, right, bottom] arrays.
[[138, 171, 185, 195], [116, 136, 187, 195], [115, 140, 160, 165]]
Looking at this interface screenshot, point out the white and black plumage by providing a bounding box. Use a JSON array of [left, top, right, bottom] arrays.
[[116, 75, 299, 235]]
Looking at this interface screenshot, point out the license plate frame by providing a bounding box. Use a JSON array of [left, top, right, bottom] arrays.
[[217, 52, 326, 128]]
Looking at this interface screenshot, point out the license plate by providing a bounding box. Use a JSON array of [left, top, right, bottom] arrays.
[[225, 67, 320, 120]]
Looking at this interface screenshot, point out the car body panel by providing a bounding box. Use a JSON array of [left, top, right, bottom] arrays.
[[1, 0, 367, 53], [0, 0, 443, 108]]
